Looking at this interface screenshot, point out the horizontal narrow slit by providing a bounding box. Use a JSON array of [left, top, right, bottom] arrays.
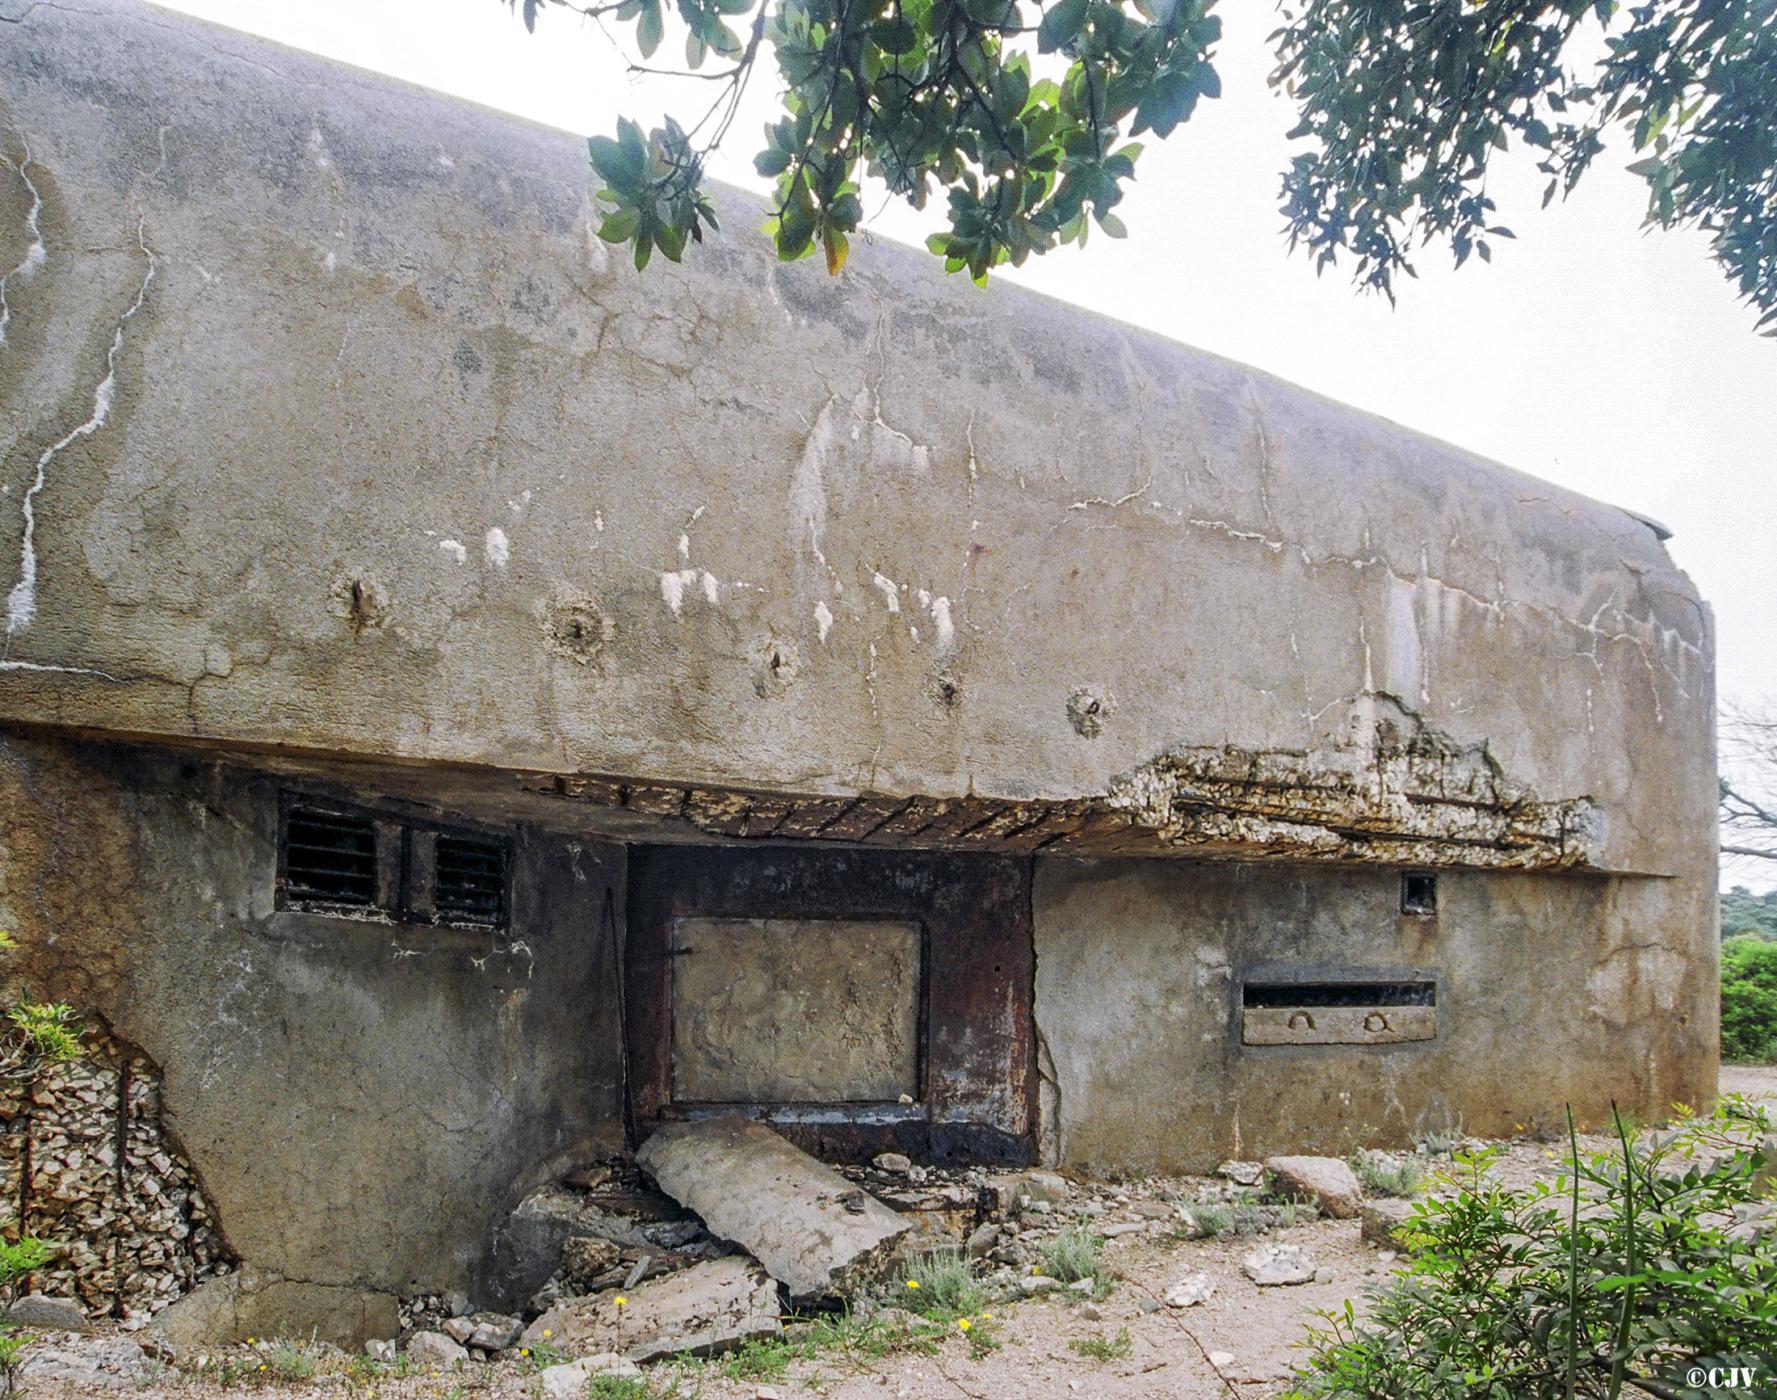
[[1243, 980, 1435, 1009]]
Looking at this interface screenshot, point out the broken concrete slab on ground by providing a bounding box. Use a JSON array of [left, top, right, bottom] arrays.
[[636, 1117, 911, 1301], [521, 1255, 780, 1362], [1265, 1156, 1363, 1219]]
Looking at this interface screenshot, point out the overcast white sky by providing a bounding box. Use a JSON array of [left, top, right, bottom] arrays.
[[157, 0, 1777, 882]]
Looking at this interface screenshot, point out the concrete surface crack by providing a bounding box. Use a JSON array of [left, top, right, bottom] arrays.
[[5, 213, 156, 636], [0, 136, 47, 350]]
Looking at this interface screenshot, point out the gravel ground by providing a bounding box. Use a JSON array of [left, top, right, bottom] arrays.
[[21, 1065, 1777, 1400]]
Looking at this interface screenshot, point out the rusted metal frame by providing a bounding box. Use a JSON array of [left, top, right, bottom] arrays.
[[624, 845, 1035, 1164]]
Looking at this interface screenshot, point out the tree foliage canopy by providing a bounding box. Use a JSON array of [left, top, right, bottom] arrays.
[[1723, 885, 1777, 940], [512, 0, 1777, 327]]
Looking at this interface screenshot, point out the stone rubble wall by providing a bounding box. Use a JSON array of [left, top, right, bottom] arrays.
[[0, 1034, 232, 1324]]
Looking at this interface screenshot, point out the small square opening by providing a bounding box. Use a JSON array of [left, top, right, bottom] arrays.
[[1401, 871, 1438, 917]]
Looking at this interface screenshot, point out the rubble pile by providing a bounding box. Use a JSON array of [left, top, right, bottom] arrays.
[[0, 1036, 231, 1326], [375, 1130, 1366, 1379], [512, 1156, 736, 1318]]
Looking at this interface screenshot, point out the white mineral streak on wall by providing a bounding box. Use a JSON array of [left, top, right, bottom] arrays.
[[0, 144, 48, 350], [872, 571, 901, 613], [929, 594, 955, 651], [660, 567, 697, 616], [814, 600, 834, 642], [790, 398, 838, 563], [483, 527, 510, 568], [7, 217, 155, 635], [439, 539, 467, 563]]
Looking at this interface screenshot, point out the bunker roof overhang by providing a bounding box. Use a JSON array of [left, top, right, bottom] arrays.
[[0, 0, 1716, 878]]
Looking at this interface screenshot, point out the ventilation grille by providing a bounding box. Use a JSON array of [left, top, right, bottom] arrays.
[[283, 809, 378, 907], [434, 834, 508, 926]]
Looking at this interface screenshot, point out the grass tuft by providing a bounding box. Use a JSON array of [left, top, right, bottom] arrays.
[[899, 1248, 985, 1319], [1069, 1327, 1133, 1362], [264, 1336, 319, 1382], [1351, 1150, 1424, 1198], [1041, 1225, 1104, 1284]]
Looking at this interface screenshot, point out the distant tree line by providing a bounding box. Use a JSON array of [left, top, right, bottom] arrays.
[[1723, 885, 1777, 941], [1721, 887, 1777, 1063]]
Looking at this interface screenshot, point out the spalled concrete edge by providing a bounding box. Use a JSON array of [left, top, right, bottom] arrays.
[[149, 1267, 400, 1350], [520, 1255, 784, 1362]]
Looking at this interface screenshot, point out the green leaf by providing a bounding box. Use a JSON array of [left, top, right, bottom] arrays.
[[828, 192, 863, 228], [598, 208, 640, 243], [637, 1, 664, 58], [656, 222, 687, 262], [588, 135, 641, 186], [755, 147, 793, 177], [1037, 0, 1089, 54], [874, 16, 917, 54]]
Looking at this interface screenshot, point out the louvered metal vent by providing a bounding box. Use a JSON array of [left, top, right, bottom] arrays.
[[282, 809, 379, 908], [433, 834, 508, 927]]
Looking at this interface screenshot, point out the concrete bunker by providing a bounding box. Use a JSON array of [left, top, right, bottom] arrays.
[[0, 0, 1717, 1348]]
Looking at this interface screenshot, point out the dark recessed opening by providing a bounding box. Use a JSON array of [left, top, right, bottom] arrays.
[[434, 833, 509, 927], [1243, 980, 1436, 1009], [278, 794, 511, 932], [1401, 871, 1438, 916], [281, 808, 378, 908]]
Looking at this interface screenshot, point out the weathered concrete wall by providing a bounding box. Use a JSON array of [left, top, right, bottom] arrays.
[[0, 0, 1714, 883], [0, 735, 627, 1337], [1033, 859, 1719, 1172]]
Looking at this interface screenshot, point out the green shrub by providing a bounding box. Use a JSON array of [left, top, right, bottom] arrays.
[[1722, 935, 1777, 1062], [1285, 1098, 1777, 1399]]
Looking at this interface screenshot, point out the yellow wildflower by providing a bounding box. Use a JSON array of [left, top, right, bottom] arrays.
[[958, 1319, 971, 1332], [615, 1296, 628, 1307], [905, 1279, 920, 1289], [543, 1329, 554, 1338]]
